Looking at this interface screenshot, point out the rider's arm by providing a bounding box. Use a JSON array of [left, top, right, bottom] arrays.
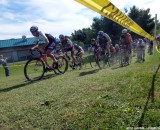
[[65, 39, 73, 49], [31, 40, 39, 50], [39, 32, 49, 49]]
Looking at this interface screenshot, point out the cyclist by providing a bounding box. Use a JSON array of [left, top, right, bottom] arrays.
[[156, 35, 160, 49], [148, 40, 153, 55], [59, 34, 76, 67], [119, 29, 133, 52], [97, 31, 111, 56], [110, 44, 116, 57], [115, 44, 120, 53], [89, 38, 100, 55], [132, 39, 138, 56], [30, 26, 57, 69], [136, 39, 145, 62], [74, 43, 84, 59]]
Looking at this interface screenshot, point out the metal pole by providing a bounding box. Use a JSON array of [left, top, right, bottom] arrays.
[[153, 14, 157, 73], [151, 14, 157, 103]]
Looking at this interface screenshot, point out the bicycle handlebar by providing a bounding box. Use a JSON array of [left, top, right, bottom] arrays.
[[29, 48, 43, 55]]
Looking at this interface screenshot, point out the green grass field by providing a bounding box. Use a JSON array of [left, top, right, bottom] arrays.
[[0, 53, 160, 130]]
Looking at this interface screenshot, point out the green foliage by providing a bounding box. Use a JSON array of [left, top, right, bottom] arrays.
[[128, 6, 155, 38]]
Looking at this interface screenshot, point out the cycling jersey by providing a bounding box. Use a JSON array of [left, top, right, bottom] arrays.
[[61, 37, 73, 49], [119, 33, 132, 45], [97, 33, 110, 53], [74, 45, 83, 52], [61, 37, 74, 54], [34, 31, 56, 50], [97, 33, 110, 43]]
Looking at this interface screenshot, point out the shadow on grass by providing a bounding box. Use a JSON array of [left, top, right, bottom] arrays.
[[0, 73, 56, 93], [79, 69, 99, 76], [138, 64, 160, 126], [138, 85, 152, 127]]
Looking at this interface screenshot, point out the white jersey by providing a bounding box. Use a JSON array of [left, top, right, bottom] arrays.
[[34, 31, 48, 43]]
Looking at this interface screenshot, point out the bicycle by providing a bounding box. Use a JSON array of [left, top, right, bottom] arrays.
[[63, 52, 85, 70], [74, 53, 86, 69], [119, 45, 132, 67], [89, 46, 111, 69], [24, 48, 68, 81]]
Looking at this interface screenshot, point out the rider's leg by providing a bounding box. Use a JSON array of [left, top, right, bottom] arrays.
[[71, 48, 76, 66], [46, 49, 57, 63], [42, 53, 50, 67], [142, 49, 145, 61]]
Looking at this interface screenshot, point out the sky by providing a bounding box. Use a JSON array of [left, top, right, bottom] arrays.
[[0, 0, 159, 40]]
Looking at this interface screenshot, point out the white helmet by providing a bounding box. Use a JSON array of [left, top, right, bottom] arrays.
[[122, 29, 127, 34]]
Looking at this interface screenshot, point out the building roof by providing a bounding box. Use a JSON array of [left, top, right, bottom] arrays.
[[0, 37, 44, 48]]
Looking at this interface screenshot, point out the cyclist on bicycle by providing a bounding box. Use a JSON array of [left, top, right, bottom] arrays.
[[119, 29, 133, 63], [119, 29, 133, 52], [109, 44, 116, 58], [115, 44, 120, 53], [59, 34, 76, 67], [30, 26, 57, 69], [74, 43, 84, 59], [136, 38, 145, 62], [97, 31, 111, 56], [89, 38, 100, 54]]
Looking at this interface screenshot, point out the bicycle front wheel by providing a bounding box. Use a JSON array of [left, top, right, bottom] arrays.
[[56, 56, 68, 74], [24, 58, 45, 81], [96, 54, 105, 69]]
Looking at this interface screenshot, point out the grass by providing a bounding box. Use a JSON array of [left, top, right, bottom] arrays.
[[0, 52, 160, 130]]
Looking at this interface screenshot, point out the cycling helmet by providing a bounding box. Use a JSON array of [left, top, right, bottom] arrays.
[[156, 35, 160, 41], [30, 26, 38, 33], [98, 31, 104, 36], [122, 29, 127, 34], [139, 39, 143, 42], [91, 38, 96, 42], [115, 44, 119, 47], [59, 34, 65, 39]]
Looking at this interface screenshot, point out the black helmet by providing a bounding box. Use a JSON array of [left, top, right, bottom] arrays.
[[91, 38, 96, 42], [59, 34, 65, 39], [30, 26, 38, 33]]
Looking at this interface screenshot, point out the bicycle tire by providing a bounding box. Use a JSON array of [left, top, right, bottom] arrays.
[[56, 56, 68, 74], [88, 54, 94, 68], [24, 58, 45, 81], [119, 51, 125, 67], [96, 54, 105, 69]]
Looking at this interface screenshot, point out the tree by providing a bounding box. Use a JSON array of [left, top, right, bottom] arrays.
[[128, 6, 155, 38], [92, 16, 123, 44]]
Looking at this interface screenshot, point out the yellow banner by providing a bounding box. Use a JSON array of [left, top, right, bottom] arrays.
[[75, 0, 156, 41]]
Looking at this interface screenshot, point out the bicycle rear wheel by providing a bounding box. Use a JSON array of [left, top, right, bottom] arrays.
[[24, 58, 45, 81], [119, 52, 125, 67], [56, 56, 68, 74], [96, 54, 105, 69]]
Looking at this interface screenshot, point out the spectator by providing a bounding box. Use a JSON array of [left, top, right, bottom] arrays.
[[0, 55, 10, 76]]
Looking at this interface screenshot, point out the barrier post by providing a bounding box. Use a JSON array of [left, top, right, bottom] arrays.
[[151, 14, 157, 103]]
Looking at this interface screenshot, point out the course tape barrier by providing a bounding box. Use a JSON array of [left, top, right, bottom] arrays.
[[75, 0, 156, 41], [156, 45, 160, 54]]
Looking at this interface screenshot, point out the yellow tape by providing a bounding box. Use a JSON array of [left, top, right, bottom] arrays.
[[156, 46, 160, 53], [75, 0, 156, 41]]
